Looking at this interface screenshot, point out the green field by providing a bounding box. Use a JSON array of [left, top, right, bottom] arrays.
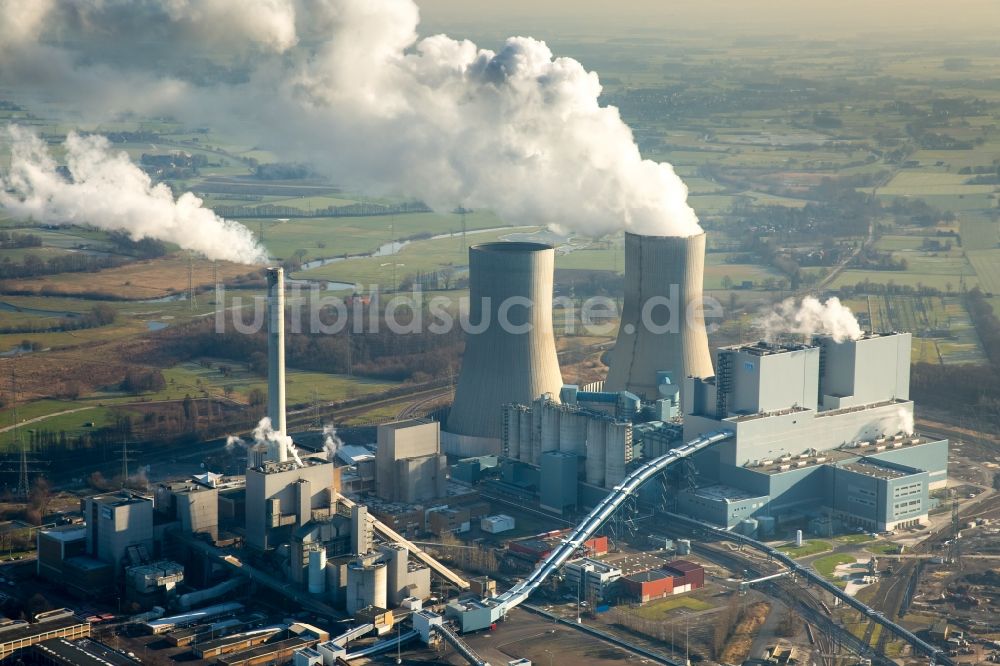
[[776, 539, 832, 558], [630, 595, 713, 620], [255, 210, 515, 263], [866, 542, 902, 555], [157, 360, 398, 407], [813, 553, 857, 579]]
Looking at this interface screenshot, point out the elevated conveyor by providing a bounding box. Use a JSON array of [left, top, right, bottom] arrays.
[[494, 430, 734, 611]]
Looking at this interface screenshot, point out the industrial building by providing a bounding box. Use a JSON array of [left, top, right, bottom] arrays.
[[0, 613, 91, 661], [619, 560, 704, 604], [679, 333, 947, 531], [28, 638, 139, 666], [446, 242, 565, 456], [375, 420, 447, 503], [245, 458, 337, 551], [82, 492, 154, 579]]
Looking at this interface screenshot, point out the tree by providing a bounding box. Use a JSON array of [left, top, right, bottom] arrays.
[[721, 275, 733, 290]]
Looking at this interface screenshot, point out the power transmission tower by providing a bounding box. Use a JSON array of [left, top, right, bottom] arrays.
[[117, 429, 140, 491], [7, 358, 45, 500], [950, 499, 963, 569]]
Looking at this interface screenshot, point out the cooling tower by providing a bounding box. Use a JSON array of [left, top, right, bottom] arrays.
[[446, 243, 564, 445], [266, 267, 287, 462], [604, 232, 714, 401]]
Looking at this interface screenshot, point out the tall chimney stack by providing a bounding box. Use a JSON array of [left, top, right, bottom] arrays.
[[605, 232, 714, 401], [266, 267, 287, 462]]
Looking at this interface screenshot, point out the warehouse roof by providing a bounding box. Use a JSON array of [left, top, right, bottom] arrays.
[[32, 639, 139, 666]]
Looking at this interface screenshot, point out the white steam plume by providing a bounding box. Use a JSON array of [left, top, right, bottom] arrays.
[[322, 425, 344, 462], [252, 417, 303, 467], [882, 407, 915, 437], [0, 128, 268, 264], [1, 0, 702, 238], [758, 296, 863, 343], [225, 435, 248, 452]]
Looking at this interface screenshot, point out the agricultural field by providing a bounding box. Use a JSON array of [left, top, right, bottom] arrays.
[[2, 27, 1000, 440]]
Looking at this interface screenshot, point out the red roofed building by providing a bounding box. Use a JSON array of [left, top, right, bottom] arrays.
[[620, 560, 704, 604]]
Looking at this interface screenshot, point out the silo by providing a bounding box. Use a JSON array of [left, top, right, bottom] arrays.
[[604, 421, 631, 488], [446, 243, 564, 447], [605, 233, 714, 402], [518, 408, 533, 464], [540, 401, 561, 460], [308, 548, 327, 595], [346, 557, 387, 615], [503, 405, 521, 460], [677, 539, 692, 555], [559, 411, 587, 457], [585, 419, 606, 486]]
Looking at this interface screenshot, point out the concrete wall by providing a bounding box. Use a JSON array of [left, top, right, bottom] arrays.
[[819, 334, 911, 409]]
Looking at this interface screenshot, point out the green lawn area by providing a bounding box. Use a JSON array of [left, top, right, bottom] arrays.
[[813, 553, 856, 579], [967, 249, 1000, 292], [0, 401, 138, 449], [776, 540, 832, 558], [866, 542, 902, 555], [630, 595, 713, 620], [834, 533, 876, 545], [156, 360, 399, 407]]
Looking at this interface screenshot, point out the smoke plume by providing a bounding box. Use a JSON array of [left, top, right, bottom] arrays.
[[322, 425, 344, 462], [225, 417, 304, 466], [758, 296, 863, 343], [0, 127, 267, 264], [252, 417, 303, 467], [0, 0, 702, 238], [881, 406, 915, 437]]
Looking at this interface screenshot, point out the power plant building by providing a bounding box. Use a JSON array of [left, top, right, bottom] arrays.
[[446, 242, 564, 456], [679, 333, 947, 531], [83, 493, 154, 578], [375, 420, 447, 503], [245, 459, 337, 551]]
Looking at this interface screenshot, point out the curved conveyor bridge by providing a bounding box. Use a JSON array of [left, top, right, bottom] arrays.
[[494, 430, 734, 610]]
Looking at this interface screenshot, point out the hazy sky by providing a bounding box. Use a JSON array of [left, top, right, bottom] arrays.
[[417, 1, 1000, 40]]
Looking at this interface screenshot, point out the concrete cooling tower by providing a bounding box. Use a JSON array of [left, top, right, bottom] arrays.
[[604, 232, 714, 401], [445, 242, 564, 454]]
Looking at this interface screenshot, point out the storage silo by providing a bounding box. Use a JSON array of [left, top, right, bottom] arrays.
[[604, 421, 632, 488], [502, 405, 521, 460], [518, 408, 533, 465], [559, 411, 587, 457], [446, 243, 564, 451], [540, 401, 561, 461], [346, 556, 387, 615], [585, 419, 607, 486], [604, 232, 714, 402], [308, 548, 327, 595]]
